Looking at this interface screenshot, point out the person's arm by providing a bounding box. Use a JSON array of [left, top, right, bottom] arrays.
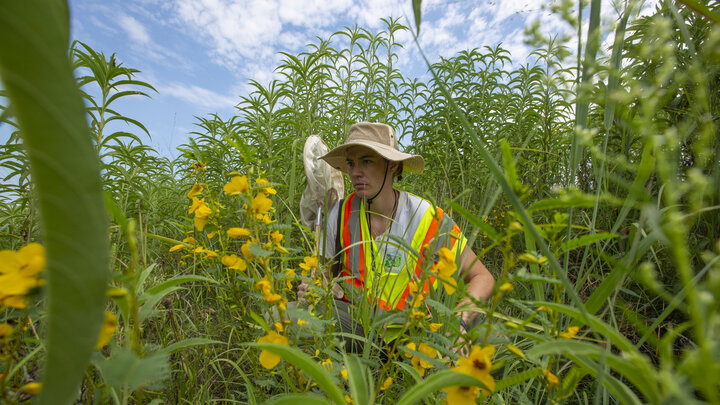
[[456, 247, 494, 326]]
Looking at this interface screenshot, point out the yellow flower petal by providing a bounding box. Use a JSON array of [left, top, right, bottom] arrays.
[[257, 331, 288, 369], [96, 312, 118, 349], [224, 175, 249, 195], [186, 184, 203, 199], [227, 227, 251, 238], [20, 382, 42, 395]]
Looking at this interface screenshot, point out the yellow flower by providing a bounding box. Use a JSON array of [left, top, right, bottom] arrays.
[[207, 231, 217, 238], [257, 331, 288, 369], [204, 250, 218, 260], [221, 254, 247, 271], [341, 367, 348, 380], [224, 175, 249, 195], [20, 382, 42, 395], [380, 377, 393, 391], [443, 384, 480, 404], [299, 256, 318, 272], [453, 345, 495, 394], [499, 282, 514, 292], [345, 394, 353, 404], [297, 319, 308, 327], [96, 312, 118, 349], [408, 281, 426, 308], [270, 230, 283, 244], [169, 244, 185, 252], [241, 239, 258, 260], [0, 243, 46, 309], [251, 192, 273, 218], [227, 227, 251, 238], [429, 323, 443, 332], [559, 326, 580, 339], [182, 236, 197, 245], [405, 342, 438, 376], [412, 311, 425, 320], [543, 369, 559, 388], [506, 344, 525, 358], [186, 184, 203, 199], [431, 247, 457, 295], [193, 246, 205, 254], [274, 322, 284, 332], [188, 197, 212, 231], [0, 323, 14, 337], [256, 177, 277, 194], [321, 358, 333, 372], [191, 161, 206, 173], [256, 279, 282, 304]]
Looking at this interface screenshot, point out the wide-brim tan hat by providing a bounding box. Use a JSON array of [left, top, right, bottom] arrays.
[[320, 122, 425, 174]]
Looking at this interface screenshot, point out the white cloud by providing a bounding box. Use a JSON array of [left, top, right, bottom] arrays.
[[118, 13, 152, 45], [160, 82, 238, 111]]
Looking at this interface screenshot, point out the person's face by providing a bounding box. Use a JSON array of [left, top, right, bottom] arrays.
[[345, 146, 397, 198]]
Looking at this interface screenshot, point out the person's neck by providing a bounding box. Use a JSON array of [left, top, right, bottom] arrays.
[[367, 186, 397, 220]]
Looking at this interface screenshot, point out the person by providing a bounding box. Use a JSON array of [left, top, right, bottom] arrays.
[[298, 122, 494, 352]]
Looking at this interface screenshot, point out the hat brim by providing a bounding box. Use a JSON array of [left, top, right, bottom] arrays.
[[320, 140, 425, 174]]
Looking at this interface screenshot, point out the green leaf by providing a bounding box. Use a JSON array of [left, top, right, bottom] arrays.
[[249, 243, 274, 257], [412, 0, 422, 35], [445, 200, 502, 242], [247, 343, 345, 405], [156, 337, 224, 357], [494, 367, 543, 391], [396, 370, 486, 405], [266, 394, 333, 405], [0, 2, 110, 404], [92, 347, 170, 392], [343, 354, 370, 405], [527, 340, 659, 403], [143, 274, 219, 296], [560, 232, 618, 253]]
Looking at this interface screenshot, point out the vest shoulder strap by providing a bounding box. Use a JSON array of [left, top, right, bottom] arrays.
[[330, 198, 344, 278]]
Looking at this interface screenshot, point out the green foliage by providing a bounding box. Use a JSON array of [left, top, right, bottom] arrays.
[[1, 0, 719, 404], [0, 1, 109, 405]]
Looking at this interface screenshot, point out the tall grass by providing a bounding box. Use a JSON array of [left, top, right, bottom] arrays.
[[0, 0, 718, 404]]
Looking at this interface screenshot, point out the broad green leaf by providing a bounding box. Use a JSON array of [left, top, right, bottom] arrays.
[[248, 343, 345, 405], [156, 337, 224, 357], [396, 370, 486, 405], [0, 1, 109, 404], [92, 347, 170, 392]]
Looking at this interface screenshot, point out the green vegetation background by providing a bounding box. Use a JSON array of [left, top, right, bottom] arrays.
[[0, 0, 719, 404]]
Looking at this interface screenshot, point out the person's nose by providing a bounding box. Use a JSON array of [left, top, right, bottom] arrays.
[[349, 164, 361, 178]]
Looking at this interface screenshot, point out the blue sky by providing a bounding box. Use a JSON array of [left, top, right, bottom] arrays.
[[4, 0, 658, 160]]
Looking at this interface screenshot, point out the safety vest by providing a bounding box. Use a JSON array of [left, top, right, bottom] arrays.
[[337, 191, 466, 311]]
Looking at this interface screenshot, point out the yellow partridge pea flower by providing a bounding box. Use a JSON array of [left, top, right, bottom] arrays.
[[221, 254, 247, 271], [223, 175, 249, 195], [453, 345, 496, 395], [96, 312, 118, 349], [188, 197, 212, 231], [257, 331, 288, 369], [0, 243, 46, 309], [431, 247, 457, 295], [559, 326, 580, 339], [443, 385, 480, 405], [186, 184, 203, 199], [227, 227, 251, 238]]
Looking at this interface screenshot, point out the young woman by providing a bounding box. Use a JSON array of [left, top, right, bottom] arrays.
[[300, 122, 495, 352]]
